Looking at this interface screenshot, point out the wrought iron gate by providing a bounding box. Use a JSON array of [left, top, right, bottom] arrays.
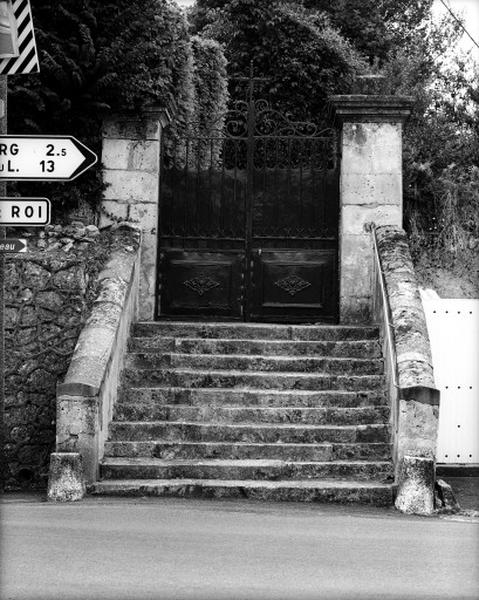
[[158, 85, 339, 323]]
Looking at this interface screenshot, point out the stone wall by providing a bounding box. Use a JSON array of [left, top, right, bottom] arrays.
[[375, 224, 440, 464], [100, 109, 168, 321], [54, 237, 141, 485], [373, 225, 440, 514], [4, 224, 137, 490]]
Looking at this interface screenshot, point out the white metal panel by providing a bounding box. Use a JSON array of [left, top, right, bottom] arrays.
[[420, 293, 479, 464]]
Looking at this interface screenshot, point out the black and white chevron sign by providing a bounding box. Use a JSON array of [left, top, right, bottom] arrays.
[[0, 0, 39, 75]]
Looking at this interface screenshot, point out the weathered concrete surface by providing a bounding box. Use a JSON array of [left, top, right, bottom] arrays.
[[104, 441, 391, 461], [1, 496, 478, 600], [375, 226, 435, 388], [51, 241, 141, 487], [99, 457, 393, 482], [133, 321, 380, 340], [119, 387, 385, 407], [130, 336, 382, 357], [58, 248, 138, 397], [376, 225, 439, 471], [395, 455, 435, 515], [126, 351, 384, 374], [100, 110, 169, 321], [99, 321, 393, 505], [374, 225, 439, 514], [330, 95, 412, 323], [47, 453, 85, 502], [113, 403, 389, 425]]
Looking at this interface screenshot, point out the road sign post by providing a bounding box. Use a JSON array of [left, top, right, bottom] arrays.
[[0, 74, 6, 490], [0, 135, 97, 180]]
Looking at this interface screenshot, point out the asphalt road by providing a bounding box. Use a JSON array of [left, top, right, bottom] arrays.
[[1, 496, 478, 600]]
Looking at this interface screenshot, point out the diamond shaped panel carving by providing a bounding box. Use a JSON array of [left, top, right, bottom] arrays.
[[274, 275, 311, 296], [183, 276, 220, 296]]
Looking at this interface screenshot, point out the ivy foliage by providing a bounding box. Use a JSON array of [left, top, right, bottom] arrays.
[[191, 36, 229, 137], [7, 0, 227, 217]]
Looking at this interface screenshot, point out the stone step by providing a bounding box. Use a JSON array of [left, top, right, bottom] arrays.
[[104, 441, 392, 461], [109, 422, 390, 444], [125, 353, 383, 375], [122, 368, 384, 391], [133, 321, 379, 341], [130, 337, 382, 358], [113, 403, 389, 426], [90, 478, 394, 506], [120, 387, 387, 408], [100, 458, 394, 482]]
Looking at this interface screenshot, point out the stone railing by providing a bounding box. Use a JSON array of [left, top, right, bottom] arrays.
[[371, 224, 440, 514], [47, 232, 141, 501]]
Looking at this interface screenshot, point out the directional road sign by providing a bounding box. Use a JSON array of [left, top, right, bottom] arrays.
[[0, 135, 97, 181], [0, 238, 27, 253], [0, 197, 50, 226]]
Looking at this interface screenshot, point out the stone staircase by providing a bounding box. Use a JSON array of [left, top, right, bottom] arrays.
[[91, 321, 395, 505]]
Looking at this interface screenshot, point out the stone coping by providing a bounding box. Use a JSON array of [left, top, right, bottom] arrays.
[[329, 95, 413, 123], [375, 224, 437, 395], [57, 244, 140, 398]]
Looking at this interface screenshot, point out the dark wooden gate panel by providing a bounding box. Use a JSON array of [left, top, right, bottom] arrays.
[[159, 250, 243, 318], [251, 250, 337, 323], [158, 83, 339, 323]]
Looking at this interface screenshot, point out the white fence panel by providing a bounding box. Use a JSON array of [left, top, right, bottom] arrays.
[[420, 292, 479, 464]]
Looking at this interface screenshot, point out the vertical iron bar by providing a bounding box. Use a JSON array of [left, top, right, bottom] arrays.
[[183, 139, 189, 245], [243, 73, 255, 321], [274, 137, 279, 236], [287, 138, 292, 242], [299, 139, 303, 233], [311, 138, 317, 239], [233, 140, 238, 237], [209, 138, 214, 239], [196, 136, 201, 244], [320, 140, 326, 238], [220, 138, 226, 238], [263, 138, 267, 235]]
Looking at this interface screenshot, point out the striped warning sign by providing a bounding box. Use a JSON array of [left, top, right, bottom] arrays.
[[0, 0, 39, 75]]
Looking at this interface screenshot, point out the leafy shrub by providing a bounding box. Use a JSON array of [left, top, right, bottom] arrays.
[[378, 16, 479, 288], [192, 0, 367, 126], [7, 0, 194, 217]]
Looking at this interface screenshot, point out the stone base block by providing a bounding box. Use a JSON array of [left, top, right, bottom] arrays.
[[435, 479, 461, 514], [395, 455, 435, 515], [47, 452, 86, 502]]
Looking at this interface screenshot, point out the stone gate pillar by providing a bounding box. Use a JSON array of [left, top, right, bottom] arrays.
[[100, 106, 170, 321], [330, 94, 412, 323]]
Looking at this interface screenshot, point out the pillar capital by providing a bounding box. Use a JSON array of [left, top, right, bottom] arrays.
[[330, 95, 413, 124], [102, 105, 171, 141]]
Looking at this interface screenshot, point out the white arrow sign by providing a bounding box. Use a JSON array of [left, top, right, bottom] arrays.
[[0, 135, 97, 181], [0, 198, 51, 226]]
